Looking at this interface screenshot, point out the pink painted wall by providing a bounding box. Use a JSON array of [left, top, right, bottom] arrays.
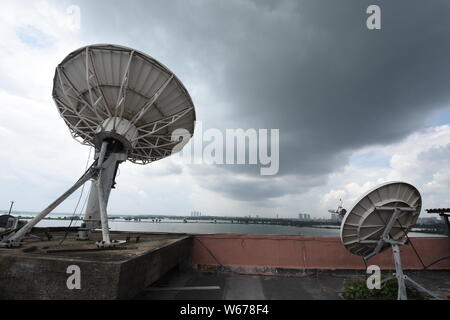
[[190, 234, 450, 271]]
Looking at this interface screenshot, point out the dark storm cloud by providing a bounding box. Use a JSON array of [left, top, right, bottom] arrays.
[[188, 165, 326, 206], [75, 0, 450, 201]]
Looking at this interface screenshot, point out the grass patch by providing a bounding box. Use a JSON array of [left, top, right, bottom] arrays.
[[342, 275, 425, 300]]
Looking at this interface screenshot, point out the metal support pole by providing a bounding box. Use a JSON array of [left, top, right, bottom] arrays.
[[441, 214, 450, 240], [77, 143, 108, 240], [8, 201, 14, 214], [96, 140, 108, 168], [392, 244, 407, 300], [97, 168, 111, 245], [80, 151, 126, 245], [92, 152, 126, 247], [78, 140, 127, 246]]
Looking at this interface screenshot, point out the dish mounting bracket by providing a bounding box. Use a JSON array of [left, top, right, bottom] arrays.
[[363, 206, 442, 300]]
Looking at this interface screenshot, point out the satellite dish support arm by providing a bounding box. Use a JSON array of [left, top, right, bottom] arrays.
[[363, 206, 442, 300], [0, 140, 125, 248], [364, 206, 413, 259], [0, 164, 97, 247]]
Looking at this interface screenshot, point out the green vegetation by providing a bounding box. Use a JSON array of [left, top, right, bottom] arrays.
[[342, 276, 425, 300]]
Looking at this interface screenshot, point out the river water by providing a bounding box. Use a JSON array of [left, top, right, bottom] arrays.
[[31, 218, 443, 237]]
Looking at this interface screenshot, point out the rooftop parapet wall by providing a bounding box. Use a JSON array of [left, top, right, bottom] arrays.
[[190, 234, 450, 272]]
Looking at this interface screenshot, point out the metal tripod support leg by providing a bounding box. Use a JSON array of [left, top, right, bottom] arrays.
[[392, 244, 407, 300], [86, 141, 127, 248], [0, 167, 96, 247], [403, 275, 442, 300], [363, 206, 442, 300], [390, 244, 442, 300], [1, 138, 128, 248], [94, 155, 126, 247], [77, 143, 109, 240], [97, 167, 111, 246]]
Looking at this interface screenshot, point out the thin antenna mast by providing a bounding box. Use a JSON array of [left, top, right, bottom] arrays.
[[8, 201, 14, 215]]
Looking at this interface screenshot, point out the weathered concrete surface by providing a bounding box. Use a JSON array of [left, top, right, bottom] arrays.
[[137, 268, 450, 300], [0, 230, 191, 299], [191, 234, 450, 273]]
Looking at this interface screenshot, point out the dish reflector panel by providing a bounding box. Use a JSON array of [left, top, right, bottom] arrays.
[[52, 44, 196, 164]]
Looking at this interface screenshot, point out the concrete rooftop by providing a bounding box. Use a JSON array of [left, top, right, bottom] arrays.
[[136, 268, 450, 300], [1, 228, 449, 300]]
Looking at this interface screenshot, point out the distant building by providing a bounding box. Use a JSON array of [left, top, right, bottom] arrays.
[[299, 213, 310, 221], [330, 213, 342, 223]]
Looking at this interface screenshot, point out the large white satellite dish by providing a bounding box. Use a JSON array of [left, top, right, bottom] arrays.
[[1, 44, 196, 248], [340, 181, 441, 300], [53, 44, 195, 164]]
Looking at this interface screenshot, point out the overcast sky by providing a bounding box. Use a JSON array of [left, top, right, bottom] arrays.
[[0, 0, 450, 218]]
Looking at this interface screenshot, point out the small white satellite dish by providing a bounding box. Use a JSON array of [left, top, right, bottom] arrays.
[[328, 198, 346, 217], [340, 181, 421, 257], [1, 44, 196, 248], [340, 181, 441, 300]]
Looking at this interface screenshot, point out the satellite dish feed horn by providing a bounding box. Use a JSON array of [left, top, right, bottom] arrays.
[[1, 44, 196, 248], [340, 181, 442, 300]]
